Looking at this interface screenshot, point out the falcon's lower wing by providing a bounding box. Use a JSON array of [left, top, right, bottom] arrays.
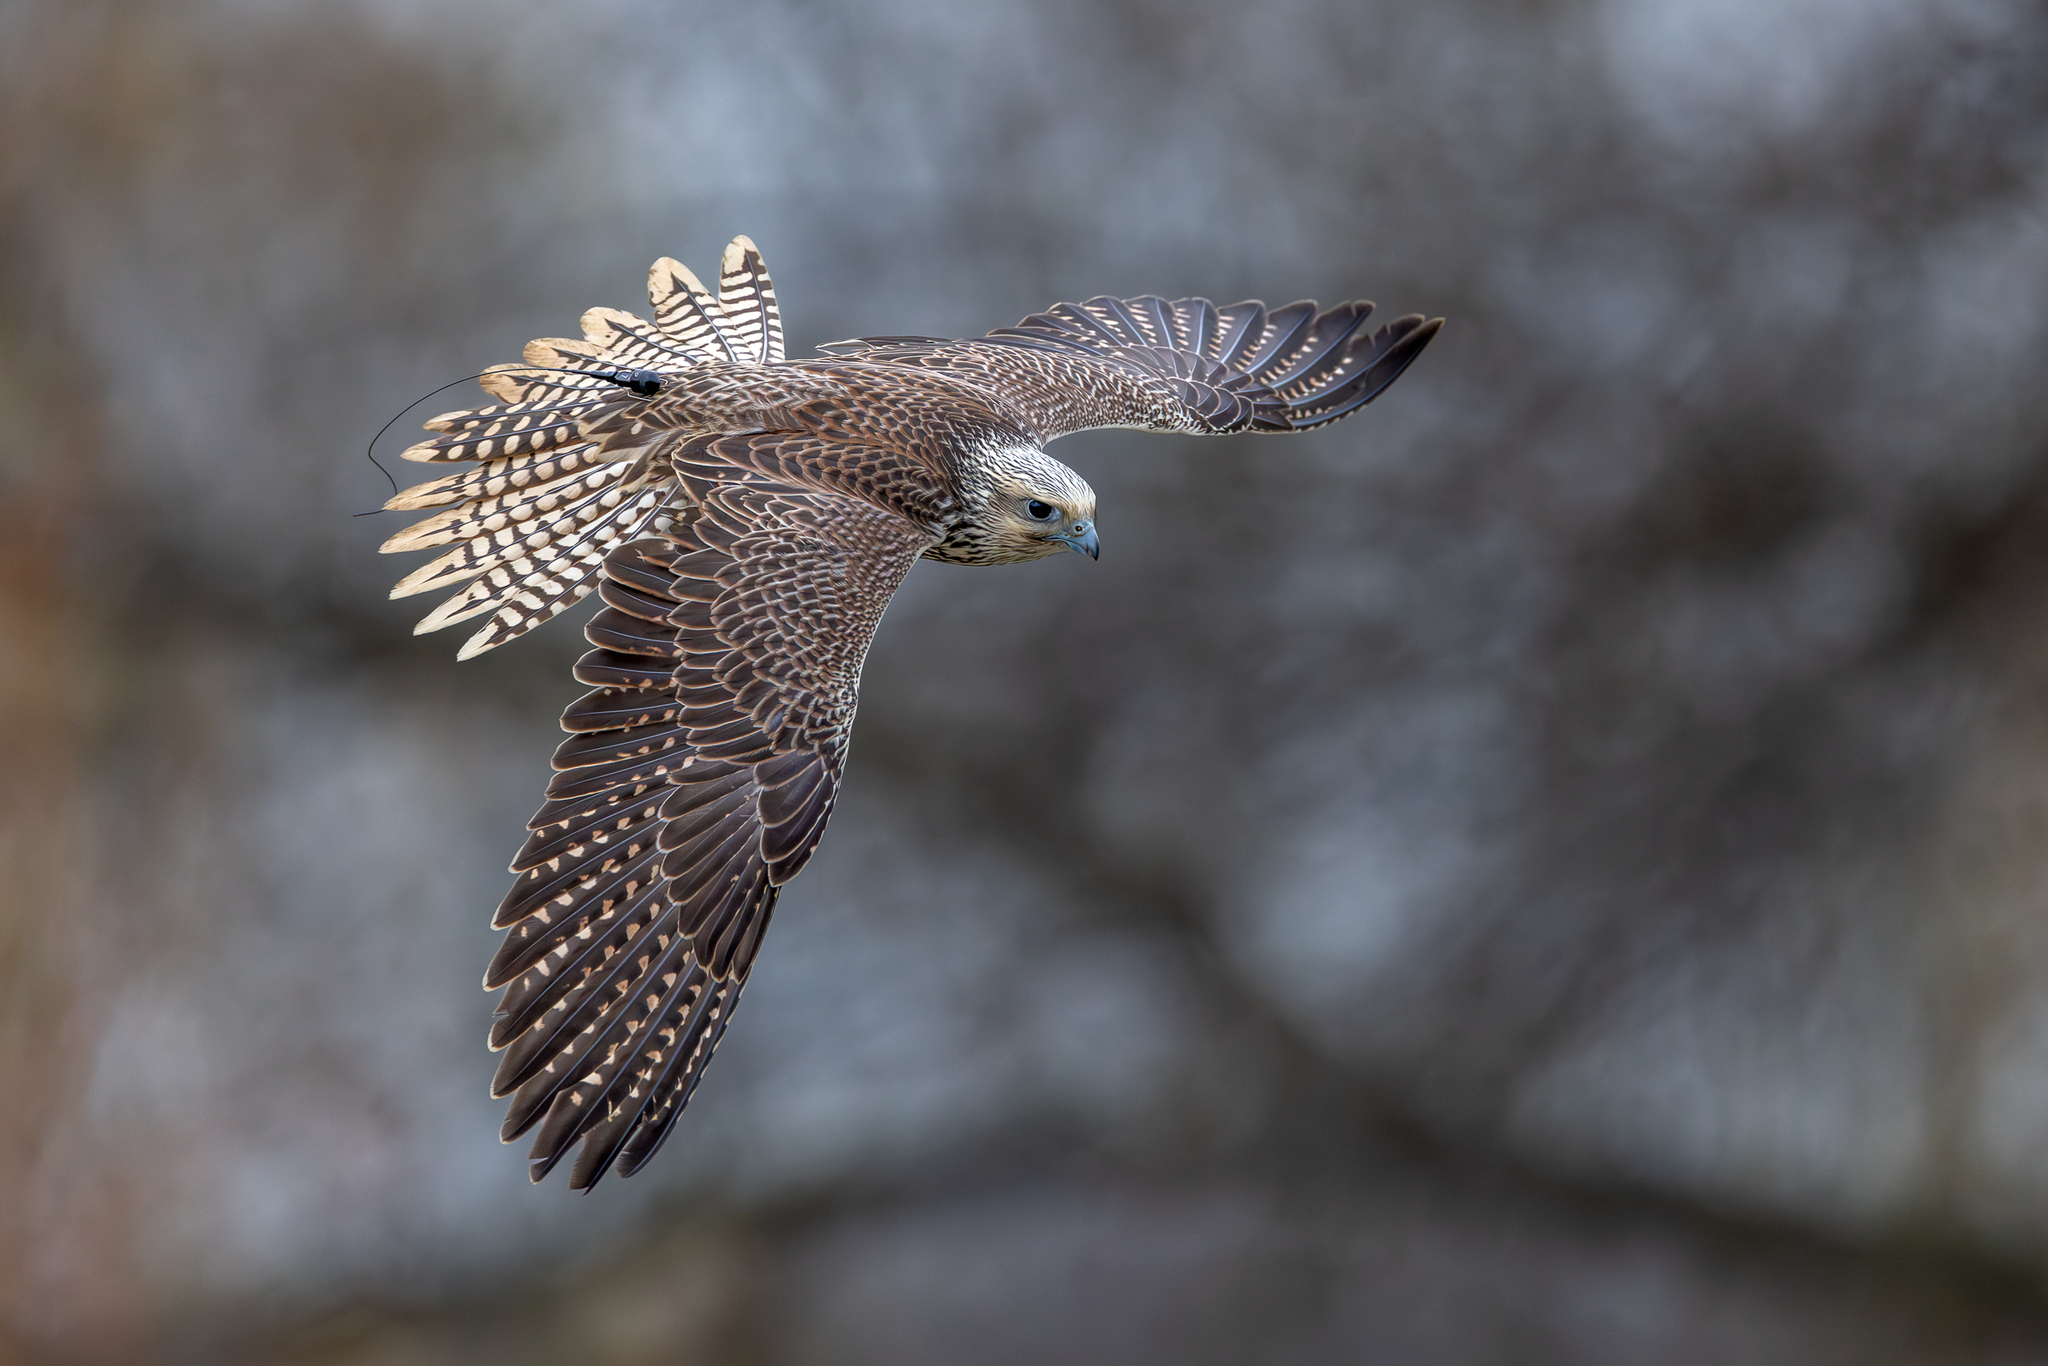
[[485, 451, 936, 1189]]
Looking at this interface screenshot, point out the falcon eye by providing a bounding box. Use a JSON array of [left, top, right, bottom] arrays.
[[1027, 499, 1056, 520]]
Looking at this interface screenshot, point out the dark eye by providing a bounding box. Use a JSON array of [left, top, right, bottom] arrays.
[[1026, 499, 1055, 520]]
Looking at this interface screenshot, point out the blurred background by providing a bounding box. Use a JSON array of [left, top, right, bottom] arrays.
[[5, 0, 2048, 1361]]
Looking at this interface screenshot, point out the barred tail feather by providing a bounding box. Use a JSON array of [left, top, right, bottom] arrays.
[[387, 467, 637, 598], [380, 443, 620, 513], [579, 306, 703, 372], [379, 465, 631, 556], [647, 255, 747, 362], [451, 487, 675, 660], [382, 237, 786, 660], [717, 235, 783, 364], [400, 393, 612, 465]]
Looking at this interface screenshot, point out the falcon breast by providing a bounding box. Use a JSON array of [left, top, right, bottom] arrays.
[[379, 236, 1440, 1189]]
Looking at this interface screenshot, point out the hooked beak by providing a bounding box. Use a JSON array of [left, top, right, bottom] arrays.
[[1053, 521, 1099, 560]]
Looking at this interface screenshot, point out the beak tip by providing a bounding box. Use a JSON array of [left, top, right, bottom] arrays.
[[1051, 522, 1100, 560]]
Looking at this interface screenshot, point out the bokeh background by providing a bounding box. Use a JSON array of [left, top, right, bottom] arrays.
[[6, 0, 2048, 1361]]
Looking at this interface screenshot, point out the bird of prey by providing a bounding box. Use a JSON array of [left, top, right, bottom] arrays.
[[379, 236, 1440, 1190]]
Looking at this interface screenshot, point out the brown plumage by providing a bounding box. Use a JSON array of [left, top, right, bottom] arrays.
[[380, 236, 1440, 1189]]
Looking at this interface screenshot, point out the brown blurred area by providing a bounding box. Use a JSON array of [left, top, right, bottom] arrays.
[[7, 0, 2048, 1361]]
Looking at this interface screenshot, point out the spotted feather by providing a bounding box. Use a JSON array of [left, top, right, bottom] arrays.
[[481, 462, 934, 1189]]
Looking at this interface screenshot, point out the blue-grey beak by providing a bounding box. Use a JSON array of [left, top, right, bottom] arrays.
[[1054, 521, 1099, 560]]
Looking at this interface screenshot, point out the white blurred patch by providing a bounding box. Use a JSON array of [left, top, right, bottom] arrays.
[[51, 642, 647, 1307], [1648, 519, 1908, 719], [1492, 227, 1682, 374], [1918, 204, 2048, 382], [1224, 688, 1517, 1036], [1599, 0, 1934, 153], [1506, 885, 1932, 1232], [1731, 216, 1856, 332], [669, 786, 1208, 1199], [1230, 814, 1450, 1012]]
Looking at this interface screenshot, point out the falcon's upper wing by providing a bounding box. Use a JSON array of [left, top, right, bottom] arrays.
[[820, 294, 1442, 443], [487, 443, 936, 1189]]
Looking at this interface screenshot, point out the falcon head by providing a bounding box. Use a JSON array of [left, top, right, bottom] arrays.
[[937, 446, 1098, 565]]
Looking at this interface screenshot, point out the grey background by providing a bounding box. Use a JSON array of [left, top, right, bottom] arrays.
[[6, 0, 2048, 1361]]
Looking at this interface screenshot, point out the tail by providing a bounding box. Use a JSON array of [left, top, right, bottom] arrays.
[[378, 237, 783, 660]]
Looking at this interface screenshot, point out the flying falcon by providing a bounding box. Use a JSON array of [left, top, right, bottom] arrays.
[[379, 236, 1440, 1190]]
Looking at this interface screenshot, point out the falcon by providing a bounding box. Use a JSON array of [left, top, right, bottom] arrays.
[[380, 236, 1440, 1189]]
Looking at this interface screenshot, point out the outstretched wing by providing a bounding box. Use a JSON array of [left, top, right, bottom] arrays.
[[486, 447, 936, 1189], [379, 236, 824, 660], [820, 294, 1442, 443]]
